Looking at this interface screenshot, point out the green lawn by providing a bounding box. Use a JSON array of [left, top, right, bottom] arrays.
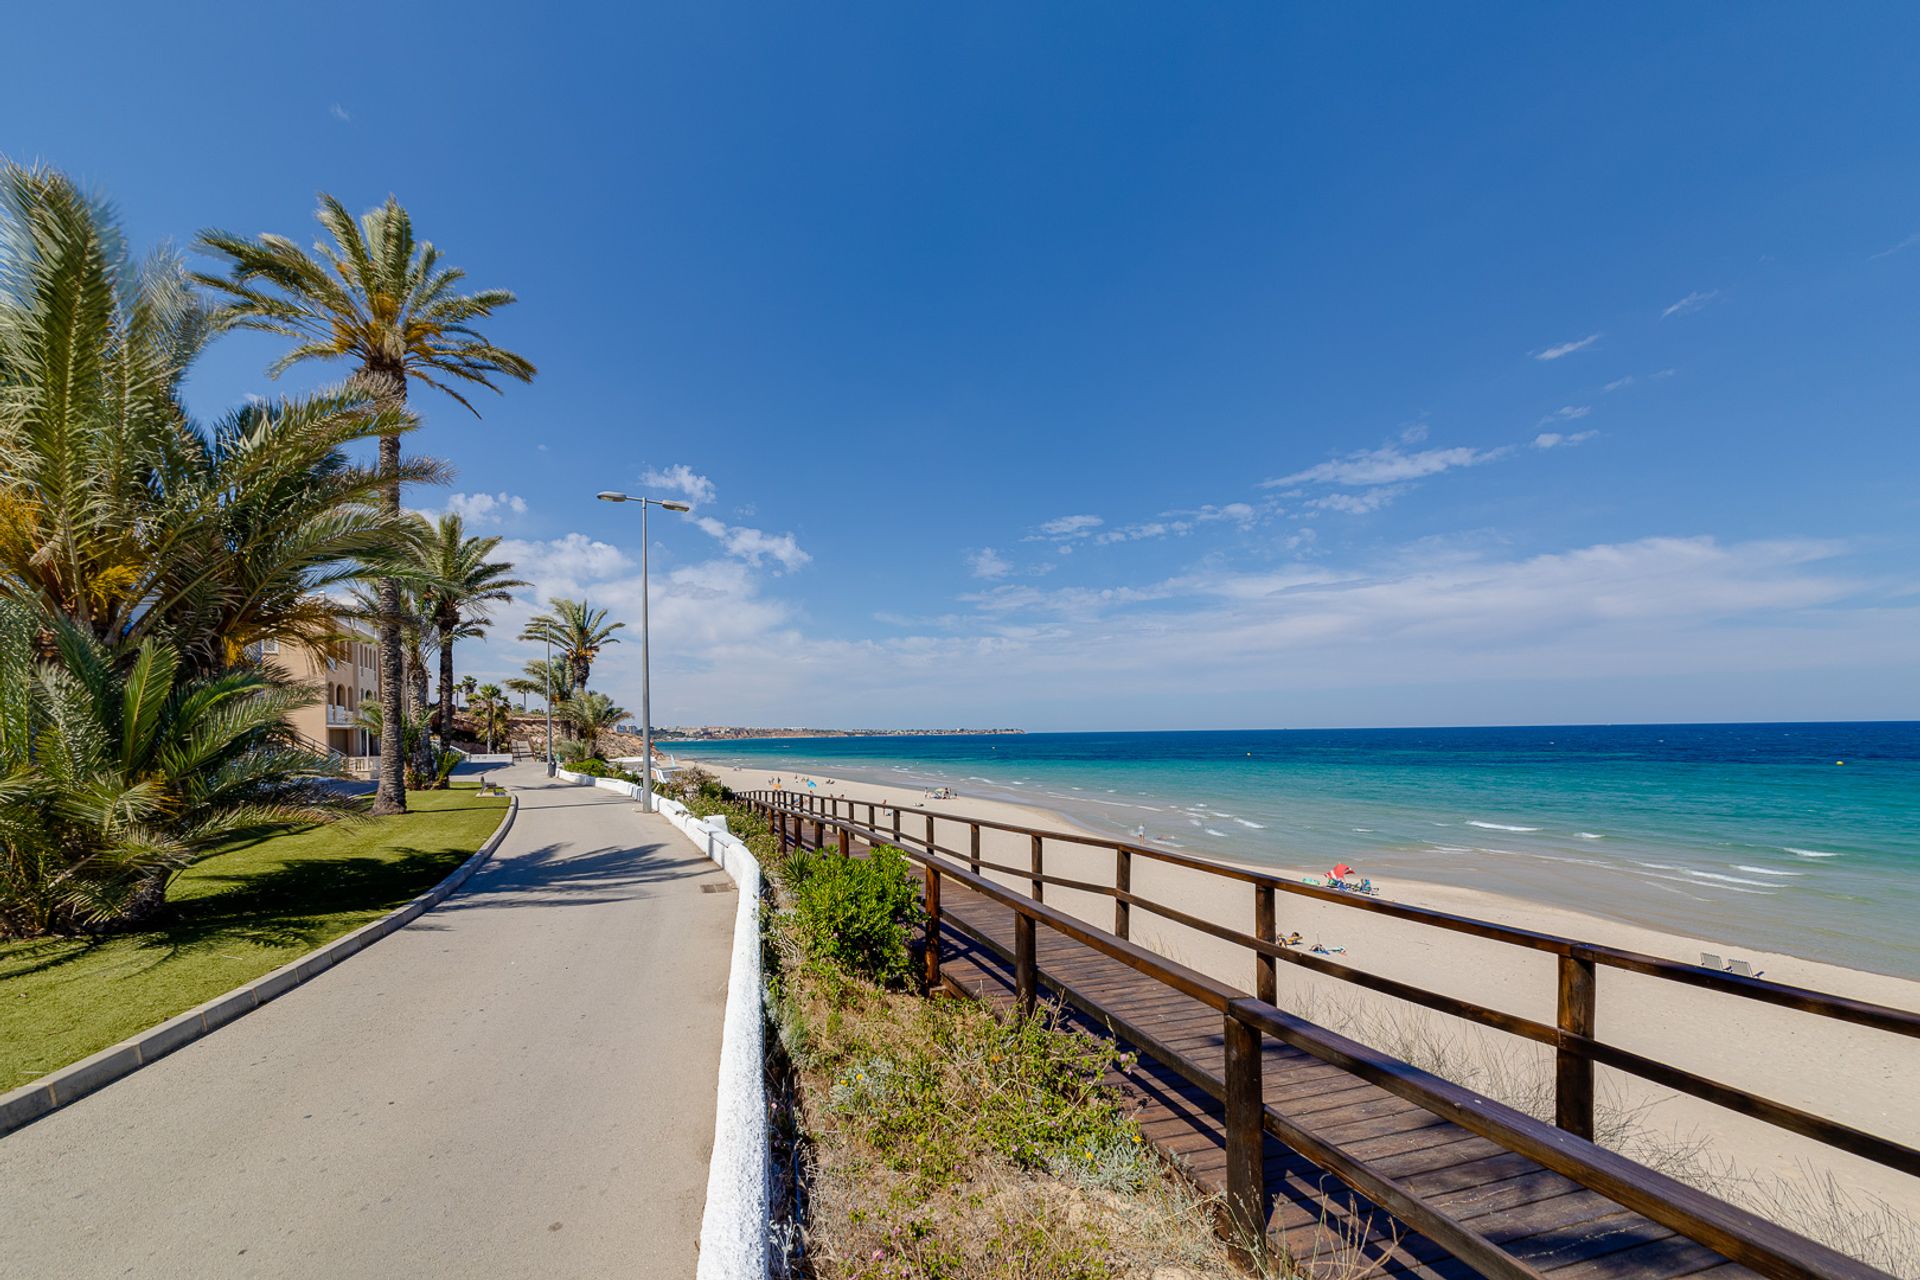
[[0, 785, 510, 1092]]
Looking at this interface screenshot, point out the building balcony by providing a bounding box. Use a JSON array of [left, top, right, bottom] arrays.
[[326, 704, 353, 727]]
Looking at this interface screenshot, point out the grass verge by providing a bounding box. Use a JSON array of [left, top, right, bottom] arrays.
[[0, 784, 509, 1091]]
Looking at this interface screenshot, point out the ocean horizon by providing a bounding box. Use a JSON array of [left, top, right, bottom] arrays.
[[668, 721, 1920, 980]]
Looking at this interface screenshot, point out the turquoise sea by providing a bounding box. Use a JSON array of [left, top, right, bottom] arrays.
[[668, 724, 1920, 979]]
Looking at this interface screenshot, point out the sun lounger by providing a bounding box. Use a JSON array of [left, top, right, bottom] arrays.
[[1726, 958, 1763, 978], [1700, 952, 1721, 970]]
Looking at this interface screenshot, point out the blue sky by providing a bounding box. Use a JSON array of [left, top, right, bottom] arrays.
[[7, 3, 1917, 729]]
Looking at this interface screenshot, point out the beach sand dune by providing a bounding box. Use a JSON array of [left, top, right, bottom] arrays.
[[708, 762, 1920, 1226]]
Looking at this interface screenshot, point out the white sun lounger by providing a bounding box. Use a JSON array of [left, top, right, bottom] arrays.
[[1700, 952, 1722, 970]]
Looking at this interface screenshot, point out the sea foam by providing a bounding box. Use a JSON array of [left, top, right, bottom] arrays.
[[1468, 820, 1541, 832], [1785, 847, 1841, 858]]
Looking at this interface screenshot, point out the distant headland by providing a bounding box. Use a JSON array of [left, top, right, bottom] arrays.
[[656, 726, 1024, 740]]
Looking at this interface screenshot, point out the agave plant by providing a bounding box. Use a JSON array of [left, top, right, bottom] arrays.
[[0, 602, 349, 938]]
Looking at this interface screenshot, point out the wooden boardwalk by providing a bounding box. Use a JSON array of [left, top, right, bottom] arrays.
[[756, 795, 1903, 1280], [933, 882, 1755, 1280]]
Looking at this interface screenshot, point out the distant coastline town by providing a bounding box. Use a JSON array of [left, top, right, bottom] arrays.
[[654, 726, 1025, 740]]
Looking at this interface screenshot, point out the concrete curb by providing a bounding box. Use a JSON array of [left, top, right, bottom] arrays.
[[652, 796, 770, 1280], [0, 792, 520, 1139]]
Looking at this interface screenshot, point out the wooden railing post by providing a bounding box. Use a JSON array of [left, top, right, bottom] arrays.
[[867, 802, 876, 829], [923, 865, 942, 991], [891, 807, 901, 846], [1030, 834, 1044, 903], [1115, 847, 1131, 939], [1256, 884, 1277, 1005], [1014, 911, 1036, 1016], [925, 813, 935, 854], [1556, 953, 1597, 1140], [1223, 1006, 1269, 1265], [838, 826, 850, 858], [777, 806, 789, 856], [968, 823, 981, 874]]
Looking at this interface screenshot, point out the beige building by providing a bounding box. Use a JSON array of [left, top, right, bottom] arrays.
[[266, 636, 381, 763]]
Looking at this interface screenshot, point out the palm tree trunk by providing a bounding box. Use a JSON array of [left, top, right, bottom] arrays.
[[409, 653, 433, 779], [438, 632, 456, 752], [372, 428, 407, 816]]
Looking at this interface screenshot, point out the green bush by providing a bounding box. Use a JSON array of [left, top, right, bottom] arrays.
[[788, 844, 925, 987], [565, 757, 643, 784]]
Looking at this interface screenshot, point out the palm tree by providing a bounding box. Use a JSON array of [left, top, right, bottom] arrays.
[[471, 683, 509, 753], [560, 691, 630, 761], [0, 165, 421, 670], [506, 656, 571, 710], [196, 196, 535, 817], [458, 675, 478, 709], [0, 601, 348, 937], [520, 599, 624, 694], [345, 582, 439, 784], [410, 513, 526, 750]]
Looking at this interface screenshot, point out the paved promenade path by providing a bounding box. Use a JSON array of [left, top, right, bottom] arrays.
[[0, 765, 736, 1279]]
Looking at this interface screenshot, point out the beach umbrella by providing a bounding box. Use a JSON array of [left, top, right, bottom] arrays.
[[1332, 863, 1354, 879]]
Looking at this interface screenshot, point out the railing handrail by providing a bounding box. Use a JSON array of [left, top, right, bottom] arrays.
[[748, 791, 1896, 1280], [753, 789, 1920, 1039]]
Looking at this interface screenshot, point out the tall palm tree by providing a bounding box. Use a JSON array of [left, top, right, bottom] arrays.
[[507, 656, 572, 709], [471, 683, 509, 753], [560, 691, 630, 761], [195, 196, 535, 816], [0, 164, 421, 670], [458, 675, 478, 708], [410, 513, 526, 750], [520, 598, 623, 694]]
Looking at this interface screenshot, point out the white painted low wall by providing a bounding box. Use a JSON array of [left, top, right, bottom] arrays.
[[656, 794, 768, 1280], [558, 768, 768, 1276]]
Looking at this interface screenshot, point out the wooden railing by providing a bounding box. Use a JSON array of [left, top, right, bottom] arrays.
[[745, 789, 1915, 1280]]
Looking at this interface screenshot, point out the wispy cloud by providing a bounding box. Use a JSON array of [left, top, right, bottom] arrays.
[[1603, 375, 1635, 393], [1307, 486, 1407, 515], [1262, 443, 1504, 489], [1533, 430, 1598, 450], [1027, 514, 1104, 542], [640, 463, 717, 506], [1870, 231, 1920, 261], [693, 516, 810, 572], [1661, 290, 1719, 319], [328, 103, 351, 123], [967, 547, 1011, 579], [1538, 405, 1591, 426], [1533, 333, 1601, 361]]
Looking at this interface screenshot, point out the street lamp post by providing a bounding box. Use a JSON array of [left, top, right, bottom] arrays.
[[544, 631, 555, 776], [596, 491, 691, 808]]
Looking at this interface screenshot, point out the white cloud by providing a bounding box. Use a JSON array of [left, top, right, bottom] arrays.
[[1538, 405, 1591, 426], [1870, 231, 1920, 261], [1534, 333, 1601, 361], [1603, 375, 1635, 392], [443, 491, 527, 523], [1036, 514, 1104, 539], [1661, 290, 1719, 319], [1533, 430, 1598, 450], [640, 463, 717, 506], [1262, 444, 1503, 489], [693, 516, 810, 572], [495, 533, 632, 587], [967, 548, 1012, 579], [1307, 486, 1406, 515], [329, 103, 351, 123]]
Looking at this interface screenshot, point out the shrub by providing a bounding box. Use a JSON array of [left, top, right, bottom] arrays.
[[787, 843, 925, 987]]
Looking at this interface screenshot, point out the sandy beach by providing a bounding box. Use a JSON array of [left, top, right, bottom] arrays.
[[700, 759, 1920, 1222]]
